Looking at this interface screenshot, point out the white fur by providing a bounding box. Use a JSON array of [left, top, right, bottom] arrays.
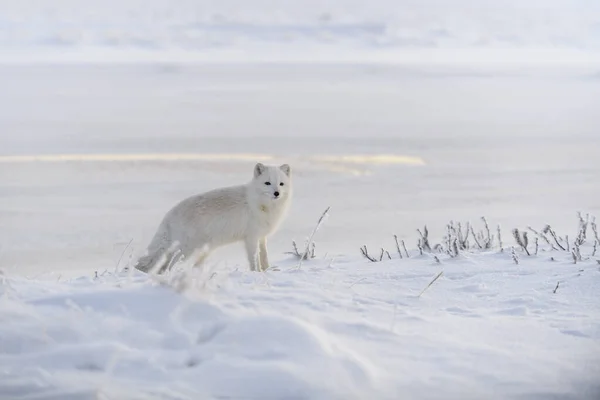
[[134, 163, 292, 273]]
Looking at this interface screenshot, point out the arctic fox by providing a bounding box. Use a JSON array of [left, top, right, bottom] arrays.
[[134, 163, 292, 273]]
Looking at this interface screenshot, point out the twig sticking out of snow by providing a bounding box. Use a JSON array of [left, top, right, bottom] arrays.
[[417, 226, 431, 252], [462, 218, 495, 251], [296, 206, 331, 269], [360, 246, 392, 262], [575, 212, 589, 246], [349, 277, 366, 288], [445, 222, 461, 257], [553, 281, 560, 294], [534, 238, 539, 256], [497, 224, 504, 252], [529, 226, 555, 251], [593, 240, 598, 257], [481, 217, 493, 249], [470, 224, 482, 249], [443, 218, 495, 256], [287, 240, 315, 260], [385, 249, 392, 260], [360, 246, 391, 263], [290, 240, 301, 258], [418, 271, 444, 297], [511, 247, 519, 265], [451, 237, 459, 257], [572, 242, 582, 264], [401, 240, 410, 258], [393, 235, 403, 259], [457, 222, 470, 250], [544, 225, 566, 251], [360, 245, 377, 262], [115, 238, 134, 273], [591, 219, 599, 247], [512, 229, 530, 256]]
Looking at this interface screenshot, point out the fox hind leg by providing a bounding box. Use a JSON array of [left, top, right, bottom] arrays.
[[134, 251, 169, 274]]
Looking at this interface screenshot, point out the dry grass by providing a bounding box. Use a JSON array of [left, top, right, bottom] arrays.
[[291, 206, 331, 269], [358, 212, 599, 265], [418, 271, 444, 297]]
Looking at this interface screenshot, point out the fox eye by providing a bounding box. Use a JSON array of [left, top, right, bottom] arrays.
[[279, 182, 284, 186], [264, 182, 271, 185]]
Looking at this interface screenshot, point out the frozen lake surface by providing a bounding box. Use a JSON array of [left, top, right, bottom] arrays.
[[1, 63, 599, 273]]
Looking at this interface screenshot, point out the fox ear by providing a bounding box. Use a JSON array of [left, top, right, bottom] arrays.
[[254, 162, 266, 178], [279, 164, 291, 176]]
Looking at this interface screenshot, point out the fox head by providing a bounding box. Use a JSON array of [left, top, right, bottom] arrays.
[[251, 162, 292, 202]]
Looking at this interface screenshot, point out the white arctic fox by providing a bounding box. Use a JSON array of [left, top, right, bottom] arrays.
[[134, 163, 292, 273]]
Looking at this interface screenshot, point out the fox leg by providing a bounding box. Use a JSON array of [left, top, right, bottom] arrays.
[[244, 236, 260, 272], [259, 238, 270, 271], [134, 251, 169, 274]]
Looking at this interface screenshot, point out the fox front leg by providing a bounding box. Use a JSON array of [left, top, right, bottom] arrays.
[[244, 236, 260, 272], [259, 238, 270, 272]]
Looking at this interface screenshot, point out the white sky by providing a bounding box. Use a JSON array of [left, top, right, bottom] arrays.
[[0, 0, 598, 51]]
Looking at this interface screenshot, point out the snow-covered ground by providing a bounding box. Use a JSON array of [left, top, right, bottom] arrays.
[[1, 223, 600, 400]]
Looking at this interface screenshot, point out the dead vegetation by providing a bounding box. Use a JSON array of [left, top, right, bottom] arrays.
[[354, 212, 599, 265], [287, 206, 331, 268]]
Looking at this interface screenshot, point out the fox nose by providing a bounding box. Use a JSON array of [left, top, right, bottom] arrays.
[[274, 191, 280, 197]]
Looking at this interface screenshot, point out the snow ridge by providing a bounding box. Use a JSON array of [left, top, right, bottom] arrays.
[[1, 243, 599, 399]]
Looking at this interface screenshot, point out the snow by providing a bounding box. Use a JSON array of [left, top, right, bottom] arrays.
[[2, 233, 599, 399]]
